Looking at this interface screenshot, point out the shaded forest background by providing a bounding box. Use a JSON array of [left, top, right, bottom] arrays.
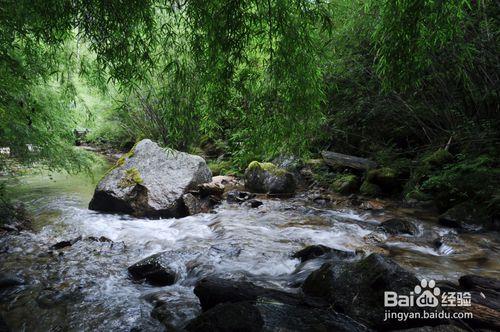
[[0, 0, 498, 214]]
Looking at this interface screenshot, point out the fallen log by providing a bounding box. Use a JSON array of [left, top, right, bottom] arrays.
[[321, 151, 377, 170]]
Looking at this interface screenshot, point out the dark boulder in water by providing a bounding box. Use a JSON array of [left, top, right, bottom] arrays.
[[186, 277, 370, 332], [247, 199, 263, 208], [0, 273, 25, 289], [49, 236, 82, 250], [379, 218, 418, 235], [186, 300, 370, 332], [193, 277, 306, 311], [128, 252, 179, 286], [226, 190, 255, 204], [292, 245, 355, 263], [438, 202, 497, 231], [302, 253, 433, 329]]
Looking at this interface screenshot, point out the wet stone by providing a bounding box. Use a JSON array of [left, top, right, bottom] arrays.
[[292, 245, 356, 263], [128, 252, 179, 286], [49, 236, 82, 250], [0, 273, 25, 289]]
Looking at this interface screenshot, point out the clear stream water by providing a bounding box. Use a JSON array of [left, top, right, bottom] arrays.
[[1, 163, 499, 331]]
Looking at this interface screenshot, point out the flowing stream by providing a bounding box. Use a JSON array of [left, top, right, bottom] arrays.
[[1, 162, 499, 331]]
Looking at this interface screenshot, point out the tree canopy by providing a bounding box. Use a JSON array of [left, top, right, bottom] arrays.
[[0, 0, 498, 173]]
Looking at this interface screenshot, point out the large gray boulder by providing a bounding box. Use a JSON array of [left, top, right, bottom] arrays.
[[89, 139, 212, 218]]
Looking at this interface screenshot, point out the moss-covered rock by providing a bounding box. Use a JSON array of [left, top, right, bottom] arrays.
[[244, 161, 296, 194], [360, 180, 381, 197], [405, 188, 432, 202], [422, 148, 454, 167], [439, 202, 498, 231], [89, 139, 212, 218], [366, 167, 399, 193], [331, 174, 359, 194]]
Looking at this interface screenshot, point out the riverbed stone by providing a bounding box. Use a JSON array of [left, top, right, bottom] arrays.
[[331, 174, 359, 194], [0, 273, 25, 288], [193, 277, 305, 311], [438, 202, 496, 231], [360, 180, 381, 197], [292, 245, 356, 263], [438, 275, 500, 330], [302, 253, 430, 329], [366, 167, 399, 192], [244, 161, 297, 195], [128, 252, 178, 286], [226, 190, 255, 204], [459, 274, 500, 292], [89, 139, 212, 218], [247, 199, 263, 208], [185, 300, 370, 332], [188, 277, 369, 332], [379, 218, 418, 235], [49, 236, 82, 250]]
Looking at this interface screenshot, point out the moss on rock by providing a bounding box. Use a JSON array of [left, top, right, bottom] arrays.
[[246, 161, 286, 176], [245, 161, 296, 194], [405, 188, 432, 201], [331, 174, 359, 194], [119, 167, 143, 188], [101, 141, 139, 180], [360, 180, 381, 196], [422, 149, 453, 167], [366, 167, 399, 192]]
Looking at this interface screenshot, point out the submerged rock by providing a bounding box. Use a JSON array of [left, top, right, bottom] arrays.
[[247, 199, 263, 208], [292, 245, 356, 263], [49, 236, 82, 250], [0, 273, 25, 289], [0, 201, 32, 234], [193, 277, 305, 311], [379, 218, 418, 235], [86, 236, 112, 243], [89, 139, 212, 218], [244, 161, 297, 195], [226, 190, 255, 204], [128, 252, 179, 286]]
